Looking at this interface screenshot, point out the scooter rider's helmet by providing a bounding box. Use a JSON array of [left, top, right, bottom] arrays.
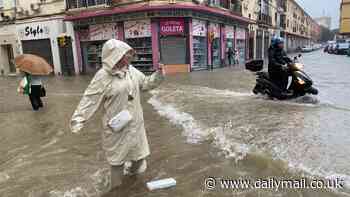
[[271, 37, 285, 47]]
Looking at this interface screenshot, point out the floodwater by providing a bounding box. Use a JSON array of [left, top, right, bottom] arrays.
[[1, 50, 350, 197]]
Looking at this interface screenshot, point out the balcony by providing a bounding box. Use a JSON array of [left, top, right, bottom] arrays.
[[258, 13, 272, 26], [229, 0, 242, 14], [66, 0, 107, 10]]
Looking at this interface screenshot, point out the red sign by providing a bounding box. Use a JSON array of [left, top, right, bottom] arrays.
[[160, 18, 185, 36]]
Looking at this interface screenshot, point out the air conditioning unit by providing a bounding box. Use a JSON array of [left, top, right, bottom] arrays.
[[0, 13, 14, 21], [254, 6, 260, 13], [16, 7, 24, 14], [193, 0, 204, 4], [30, 3, 41, 12]]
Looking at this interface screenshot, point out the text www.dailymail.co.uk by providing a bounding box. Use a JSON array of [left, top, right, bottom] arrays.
[[204, 177, 345, 191]]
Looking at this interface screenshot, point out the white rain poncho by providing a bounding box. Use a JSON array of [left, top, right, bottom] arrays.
[[70, 39, 163, 165]]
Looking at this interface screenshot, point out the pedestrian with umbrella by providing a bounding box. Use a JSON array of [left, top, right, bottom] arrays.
[[15, 54, 53, 111]]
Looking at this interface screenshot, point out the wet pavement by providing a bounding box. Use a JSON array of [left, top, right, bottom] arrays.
[[1, 50, 350, 197]]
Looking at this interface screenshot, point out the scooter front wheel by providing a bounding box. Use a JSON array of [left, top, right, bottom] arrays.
[[253, 85, 260, 94]]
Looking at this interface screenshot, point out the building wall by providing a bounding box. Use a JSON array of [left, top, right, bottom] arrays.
[[340, 0, 350, 34], [284, 0, 319, 51], [0, 0, 15, 20], [0, 24, 20, 75], [15, 0, 65, 20], [0, 0, 79, 76]]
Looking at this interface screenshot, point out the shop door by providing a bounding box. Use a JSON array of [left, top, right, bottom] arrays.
[[264, 31, 270, 59], [212, 38, 221, 68], [225, 39, 234, 65], [22, 39, 54, 67], [256, 30, 263, 59], [160, 36, 188, 65], [5, 45, 16, 73], [249, 35, 254, 60], [58, 38, 75, 76]]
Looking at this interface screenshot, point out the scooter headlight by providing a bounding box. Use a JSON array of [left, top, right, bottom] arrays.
[[297, 77, 305, 85]]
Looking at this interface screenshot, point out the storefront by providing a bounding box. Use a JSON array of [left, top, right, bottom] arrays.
[[159, 18, 189, 73], [192, 19, 208, 70], [66, 4, 252, 74], [79, 23, 120, 74], [209, 23, 221, 68], [225, 25, 235, 65], [16, 19, 70, 75]]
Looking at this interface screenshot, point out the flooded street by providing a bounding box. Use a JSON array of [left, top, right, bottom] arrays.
[[1, 50, 350, 197]]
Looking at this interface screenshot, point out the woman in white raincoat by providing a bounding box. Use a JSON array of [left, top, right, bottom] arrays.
[[70, 39, 163, 188]]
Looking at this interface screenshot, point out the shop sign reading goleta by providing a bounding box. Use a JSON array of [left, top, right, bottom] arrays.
[[160, 19, 185, 36]]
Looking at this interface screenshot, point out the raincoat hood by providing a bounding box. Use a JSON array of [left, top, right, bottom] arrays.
[[102, 39, 133, 76]]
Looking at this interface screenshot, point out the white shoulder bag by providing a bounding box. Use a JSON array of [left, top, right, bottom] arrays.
[[108, 110, 133, 133]]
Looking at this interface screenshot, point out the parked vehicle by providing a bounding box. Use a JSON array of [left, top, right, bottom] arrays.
[[335, 42, 350, 55], [302, 46, 313, 53]]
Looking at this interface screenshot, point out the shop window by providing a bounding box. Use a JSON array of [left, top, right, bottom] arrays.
[[82, 41, 104, 74], [126, 37, 154, 72], [193, 37, 208, 69]]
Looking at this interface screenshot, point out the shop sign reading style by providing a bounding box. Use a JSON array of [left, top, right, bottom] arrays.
[[160, 18, 185, 36], [18, 23, 50, 40]]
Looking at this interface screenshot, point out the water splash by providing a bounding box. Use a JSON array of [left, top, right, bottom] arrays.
[[148, 94, 251, 162]]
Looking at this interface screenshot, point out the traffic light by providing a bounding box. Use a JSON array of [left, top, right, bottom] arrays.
[[209, 31, 215, 43], [57, 35, 71, 47]]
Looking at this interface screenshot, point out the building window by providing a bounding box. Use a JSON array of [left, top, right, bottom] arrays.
[[67, 0, 106, 9], [275, 12, 277, 23]]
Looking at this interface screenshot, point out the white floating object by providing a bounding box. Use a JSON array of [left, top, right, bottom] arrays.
[[146, 178, 177, 191]]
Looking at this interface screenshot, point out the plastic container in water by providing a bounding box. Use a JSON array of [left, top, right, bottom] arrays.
[[146, 178, 177, 191]]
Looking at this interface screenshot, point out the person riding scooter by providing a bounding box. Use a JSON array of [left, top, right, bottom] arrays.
[[268, 37, 293, 94]]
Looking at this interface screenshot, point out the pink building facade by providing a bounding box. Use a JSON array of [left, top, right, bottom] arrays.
[[65, 3, 252, 74]]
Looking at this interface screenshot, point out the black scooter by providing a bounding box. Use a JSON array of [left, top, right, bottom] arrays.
[[246, 55, 318, 100]]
